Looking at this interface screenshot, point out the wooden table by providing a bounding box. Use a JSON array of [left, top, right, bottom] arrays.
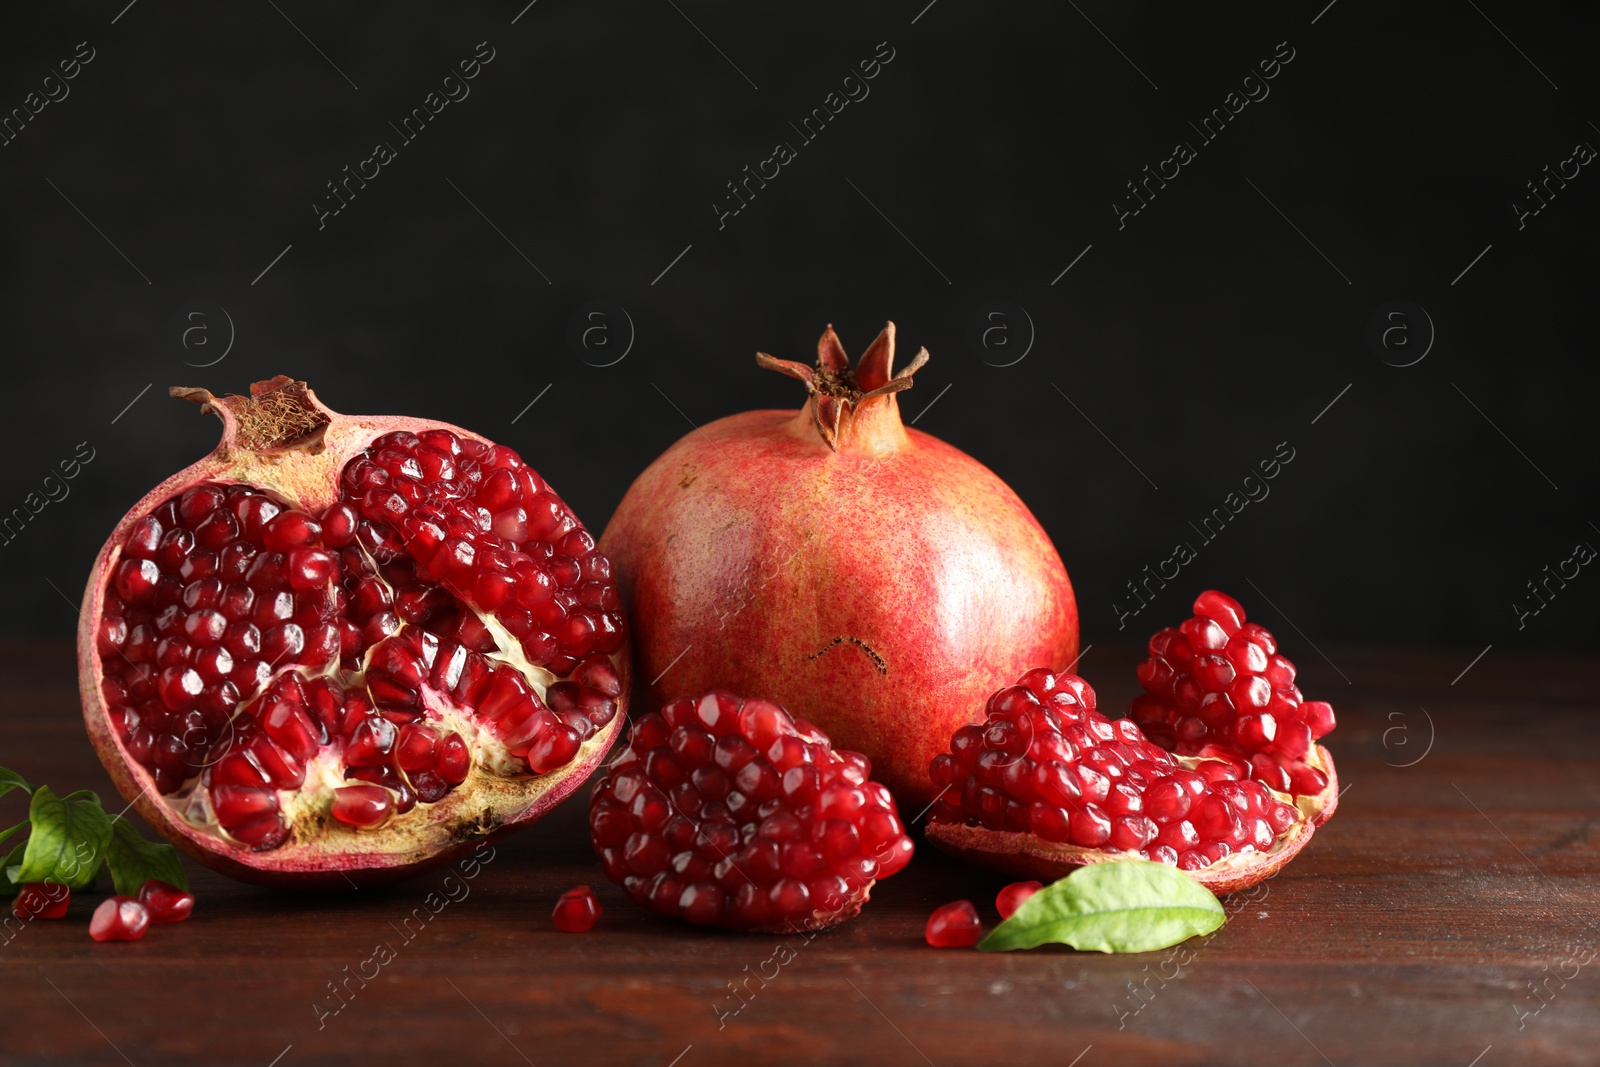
[[4, 640, 1596, 1067]]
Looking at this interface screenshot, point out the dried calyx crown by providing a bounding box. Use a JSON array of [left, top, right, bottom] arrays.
[[757, 322, 929, 451], [169, 375, 332, 454]]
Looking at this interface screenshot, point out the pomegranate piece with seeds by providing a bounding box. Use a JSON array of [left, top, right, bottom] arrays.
[[79, 377, 630, 887], [12, 883, 71, 920], [552, 885, 602, 932], [588, 691, 914, 933], [925, 900, 982, 948], [138, 880, 194, 923], [926, 659, 1337, 894], [1128, 590, 1336, 798], [89, 897, 151, 941], [995, 880, 1042, 920]]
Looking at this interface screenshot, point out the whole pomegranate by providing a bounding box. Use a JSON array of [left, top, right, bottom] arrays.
[[79, 377, 629, 886], [600, 323, 1076, 805]]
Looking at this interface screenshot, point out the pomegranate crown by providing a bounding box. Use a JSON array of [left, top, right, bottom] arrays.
[[169, 375, 332, 455], [757, 322, 929, 451]]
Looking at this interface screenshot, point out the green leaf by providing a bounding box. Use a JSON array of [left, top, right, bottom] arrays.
[[10, 786, 114, 890], [0, 821, 27, 852], [978, 860, 1226, 954], [104, 818, 188, 896], [2, 840, 26, 892], [0, 765, 31, 800]]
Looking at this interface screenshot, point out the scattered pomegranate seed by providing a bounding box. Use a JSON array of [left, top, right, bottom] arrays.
[[89, 897, 151, 942], [138, 880, 194, 924], [1129, 590, 1336, 797], [589, 691, 914, 932], [11, 882, 70, 920], [552, 885, 602, 932], [925, 900, 982, 948], [995, 880, 1042, 920]]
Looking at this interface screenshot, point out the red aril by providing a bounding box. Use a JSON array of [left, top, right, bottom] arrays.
[[1129, 590, 1335, 798], [79, 378, 629, 887], [925, 900, 982, 948], [995, 880, 1042, 919], [138, 880, 194, 923], [12, 883, 70, 920], [600, 323, 1076, 806], [552, 885, 602, 932], [89, 897, 150, 941], [926, 659, 1337, 894], [588, 690, 914, 932]]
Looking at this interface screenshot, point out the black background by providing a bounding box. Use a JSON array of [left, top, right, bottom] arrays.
[[1, 1, 1595, 654]]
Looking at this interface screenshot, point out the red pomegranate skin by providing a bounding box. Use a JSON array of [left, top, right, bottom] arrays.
[[601, 323, 1076, 805]]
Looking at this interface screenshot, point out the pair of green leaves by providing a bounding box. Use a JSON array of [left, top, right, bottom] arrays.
[[978, 860, 1225, 954], [0, 765, 187, 897]]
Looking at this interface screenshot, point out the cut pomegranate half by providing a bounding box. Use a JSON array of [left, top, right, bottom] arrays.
[[925, 668, 1337, 894], [79, 378, 630, 886]]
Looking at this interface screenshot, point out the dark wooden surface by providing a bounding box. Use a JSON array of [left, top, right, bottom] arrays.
[[3, 639, 1597, 1067]]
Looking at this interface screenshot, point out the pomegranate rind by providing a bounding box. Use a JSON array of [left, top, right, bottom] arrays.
[[925, 745, 1338, 896], [78, 379, 630, 888]]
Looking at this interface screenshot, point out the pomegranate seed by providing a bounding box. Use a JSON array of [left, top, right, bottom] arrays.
[[250, 736, 306, 789], [285, 548, 337, 590], [1194, 589, 1245, 634], [395, 723, 438, 771], [1289, 764, 1328, 795], [1235, 713, 1277, 750], [995, 880, 1042, 920], [1143, 778, 1190, 822], [12, 882, 71, 920], [331, 784, 394, 828], [1301, 701, 1336, 739], [212, 782, 278, 821], [925, 900, 982, 947], [1273, 718, 1313, 760], [1157, 819, 1200, 851], [436, 732, 471, 783], [156, 666, 204, 711], [552, 885, 602, 932], [138, 880, 194, 923], [345, 717, 397, 766], [262, 511, 321, 551], [1110, 814, 1158, 850], [89, 897, 151, 941], [114, 558, 161, 603]]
